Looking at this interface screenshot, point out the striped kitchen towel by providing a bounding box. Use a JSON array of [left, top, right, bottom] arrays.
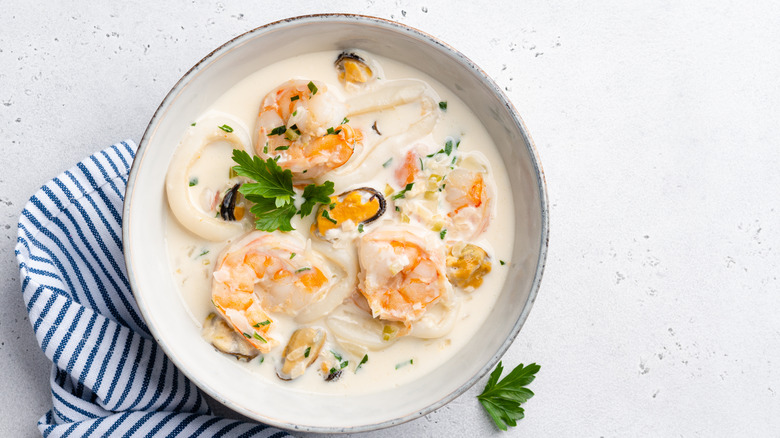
[[15, 140, 290, 437]]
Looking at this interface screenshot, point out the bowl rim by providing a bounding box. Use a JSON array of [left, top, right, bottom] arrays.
[[123, 13, 549, 433]]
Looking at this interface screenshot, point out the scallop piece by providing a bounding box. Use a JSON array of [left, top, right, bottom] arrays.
[[314, 188, 386, 239], [335, 51, 380, 85], [277, 327, 326, 380], [201, 313, 260, 361], [446, 242, 492, 289]]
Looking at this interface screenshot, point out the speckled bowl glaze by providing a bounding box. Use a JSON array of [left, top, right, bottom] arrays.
[[123, 14, 548, 433]]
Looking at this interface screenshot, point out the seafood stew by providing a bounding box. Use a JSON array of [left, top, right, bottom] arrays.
[[164, 50, 515, 393]]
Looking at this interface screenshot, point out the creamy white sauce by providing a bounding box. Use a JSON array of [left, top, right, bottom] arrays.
[[164, 51, 515, 394]]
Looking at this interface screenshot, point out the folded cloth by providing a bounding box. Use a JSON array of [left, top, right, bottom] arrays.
[[15, 141, 290, 437]]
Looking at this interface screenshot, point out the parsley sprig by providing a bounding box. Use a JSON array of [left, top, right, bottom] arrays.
[[477, 361, 540, 431], [231, 150, 335, 231]]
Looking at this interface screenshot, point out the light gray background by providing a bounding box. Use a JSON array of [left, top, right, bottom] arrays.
[[2, 0, 779, 436]]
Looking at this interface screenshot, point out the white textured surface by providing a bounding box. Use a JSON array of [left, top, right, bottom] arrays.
[[2, 1, 779, 436]]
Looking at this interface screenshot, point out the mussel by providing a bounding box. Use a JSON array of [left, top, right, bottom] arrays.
[[314, 187, 386, 238], [201, 313, 260, 361], [335, 51, 378, 85], [277, 327, 326, 380], [446, 242, 492, 289], [219, 183, 242, 221]]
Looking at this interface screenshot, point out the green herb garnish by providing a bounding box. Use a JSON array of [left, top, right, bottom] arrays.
[[189, 177, 198, 187], [304, 347, 311, 358], [382, 158, 393, 168], [326, 127, 336, 135], [290, 253, 296, 259], [331, 350, 343, 361], [307, 81, 318, 95], [392, 183, 415, 200], [290, 95, 300, 101], [252, 320, 271, 327], [341, 117, 349, 124], [268, 125, 287, 136], [299, 181, 335, 217], [356, 354, 368, 372], [439, 101, 448, 111], [218, 124, 234, 133], [477, 362, 540, 431], [321, 209, 338, 224], [358, 223, 364, 233], [196, 249, 209, 258], [242, 332, 251, 338], [440, 229, 447, 240], [263, 142, 268, 154], [190, 122, 196, 126], [275, 145, 290, 151], [253, 333, 268, 343], [500, 260, 506, 266], [295, 267, 311, 273], [395, 359, 413, 369]]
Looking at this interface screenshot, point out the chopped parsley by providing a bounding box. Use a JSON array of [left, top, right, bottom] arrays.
[[252, 320, 271, 327], [242, 332, 251, 338], [382, 158, 393, 168], [190, 122, 196, 126], [258, 356, 264, 364], [500, 260, 506, 266], [419, 157, 424, 171], [439, 101, 448, 111], [218, 124, 234, 133], [341, 117, 349, 125], [321, 209, 338, 224], [253, 333, 268, 343], [275, 145, 290, 151], [196, 249, 209, 258], [307, 81, 318, 95], [304, 347, 311, 358], [290, 253, 296, 259], [440, 229, 447, 240], [295, 267, 311, 273], [188, 177, 198, 187], [355, 354, 368, 372], [290, 95, 300, 101], [357, 223, 364, 233], [392, 183, 415, 200], [263, 142, 268, 154], [268, 125, 287, 136]]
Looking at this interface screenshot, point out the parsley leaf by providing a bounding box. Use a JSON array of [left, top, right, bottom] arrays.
[[477, 361, 540, 431], [392, 183, 415, 200], [244, 195, 297, 232], [232, 150, 294, 204], [299, 181, 335, 217]]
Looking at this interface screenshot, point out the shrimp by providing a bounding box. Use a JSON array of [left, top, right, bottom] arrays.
[[255, 79, 357, 179], [211, 231, 336, 352], [442, 168, 492, 240], [357, 225, 452, 327]]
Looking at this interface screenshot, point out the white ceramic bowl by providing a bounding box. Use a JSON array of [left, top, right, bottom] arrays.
[[124, 14, 548, 433]]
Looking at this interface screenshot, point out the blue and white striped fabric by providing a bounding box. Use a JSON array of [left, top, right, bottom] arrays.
[[15, 141, 290, 438]]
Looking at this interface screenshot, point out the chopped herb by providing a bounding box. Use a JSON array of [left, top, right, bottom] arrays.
[[395, 359, 414, 369], [341, 117, 349, 124], [292, 110, 297, 116], [252, 320, 271, 327], [330, 350, 343, 361], [355, 354, 368, 372], [188, 177, 198, 187], [196, 249, 209, 258], [329, 203, 336, 210], [477, 362, 540, 431], [341, 360, 349, 369], [395, 206, 400, 212], [295, 267, 311, 273], [190, 122, 196, 126], [218, 124, 234, 133], [253, 333, 268, 343], [439, 101, 448, 111], [259, 356, 265, 364], [307, 81, 318, 95], [329, 367, 337, 375], [358, 223, 364, 233], [440, 229, 447, 240], [326, 127, 336, 135], [321, 209, 338, 224], [242, 332, 251, 338], [290, 95, 300, 101], [304, 347, 311, 358], [290, 253, 296, 259], [302, 170, 307, 174], [426, 149, 443, 158], [419, 157, 424, 171], [382, 158, 393, 168], [268, 125, 287, 136], [284, 126, 300, 141], [445, 139, 454, 155], [263, 142, 268, 154], [372, 121, 382, 135], [275, 145, 290, 151], [392, 183, 415, 200], [500, 260, 506, 266]]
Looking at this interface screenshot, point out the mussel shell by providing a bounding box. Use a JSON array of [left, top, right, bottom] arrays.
[[334, 51, 366, 67], [201, 313, 259, 361], [277, 327, 326, 380], [314, 187, 386, 238], [219, 183, 241, 221]]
